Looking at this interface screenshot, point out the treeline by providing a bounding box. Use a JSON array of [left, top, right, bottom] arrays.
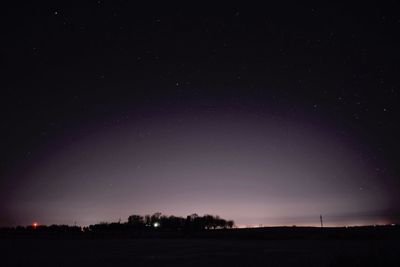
[[133, 213, 235, 230], [0, 213, 235, 237], [89, 213, 234, 233]]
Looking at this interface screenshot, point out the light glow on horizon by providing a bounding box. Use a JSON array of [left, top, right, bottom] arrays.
[[5, 112, 394, 227]]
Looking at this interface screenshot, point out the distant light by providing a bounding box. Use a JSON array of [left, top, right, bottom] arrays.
[[153, 222, 160, 228], [32, 222, 38, 228]]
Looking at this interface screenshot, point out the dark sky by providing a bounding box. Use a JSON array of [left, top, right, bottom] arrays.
[[1, 1, 400, 227]]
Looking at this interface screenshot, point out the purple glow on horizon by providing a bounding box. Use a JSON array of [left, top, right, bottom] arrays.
[[5, 110, 391, 227]]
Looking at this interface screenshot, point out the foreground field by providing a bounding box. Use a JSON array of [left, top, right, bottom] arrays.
[[1, 237, 399, 266]]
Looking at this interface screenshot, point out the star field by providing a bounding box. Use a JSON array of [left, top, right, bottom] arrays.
[[1, 2, 399, 226]]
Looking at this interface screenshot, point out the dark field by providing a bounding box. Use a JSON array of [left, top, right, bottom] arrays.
[[1, 236, 399, 266]]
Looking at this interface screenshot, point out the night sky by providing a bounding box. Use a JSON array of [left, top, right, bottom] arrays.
[[1, 2, 400, 227]]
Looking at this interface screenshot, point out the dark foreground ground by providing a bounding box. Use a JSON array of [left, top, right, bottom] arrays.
[[1, 237, 399, 267]]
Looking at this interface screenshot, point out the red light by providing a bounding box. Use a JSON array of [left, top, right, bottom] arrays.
[[32, 222, 38, 228]]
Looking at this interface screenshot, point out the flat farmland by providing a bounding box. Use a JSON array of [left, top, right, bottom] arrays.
[[1, 237, 399, 266]]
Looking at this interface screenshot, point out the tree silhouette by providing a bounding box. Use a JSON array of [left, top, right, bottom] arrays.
[[127, 215, 145, 229], [150, 212, 162, 226]]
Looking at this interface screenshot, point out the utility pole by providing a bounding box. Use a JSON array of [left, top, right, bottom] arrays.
[[320, 214, 323, 228]]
